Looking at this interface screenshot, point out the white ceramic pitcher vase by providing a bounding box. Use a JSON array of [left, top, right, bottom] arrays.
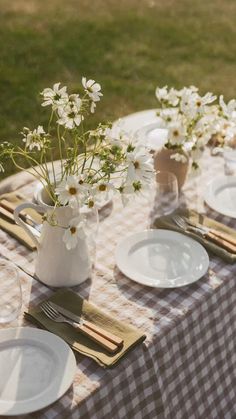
[[14, 187, 98, 287]]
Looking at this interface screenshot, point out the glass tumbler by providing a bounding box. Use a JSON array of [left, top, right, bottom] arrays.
[[224, 149, 236, 176], [0, 259, 22, 324], [153, 171, 179, 218]]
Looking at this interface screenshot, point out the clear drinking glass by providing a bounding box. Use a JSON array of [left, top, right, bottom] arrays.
[[224, 149, 236, 176], [0, 259, 22, 324], [152, 171, 179, 218]]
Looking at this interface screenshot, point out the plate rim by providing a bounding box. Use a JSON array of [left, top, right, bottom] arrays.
[[204, 175, 236, 218], [135, 122, 168, 150], [112, 108, 158, 134], [115, 229, 209, 288], [0, 327, 76, 416]]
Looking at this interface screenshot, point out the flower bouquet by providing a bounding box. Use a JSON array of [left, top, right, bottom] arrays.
[[155, 85, 236, 170], [0, 77, 154, 286], [1, 78, 154, 249]]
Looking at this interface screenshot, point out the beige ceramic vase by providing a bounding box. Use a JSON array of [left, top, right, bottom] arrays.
[[153, 147, 189, 190]]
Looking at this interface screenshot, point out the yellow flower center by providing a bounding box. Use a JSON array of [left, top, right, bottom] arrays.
[[173, 130, 179, 137], [99, 184, 106, 191], [70, 226, 77, 235], [134, 161, 140, 169], [88, 200, 94, 208], [69, 186, 77, 195]]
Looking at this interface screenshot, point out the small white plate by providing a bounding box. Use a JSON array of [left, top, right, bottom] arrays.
[[0, 327, 76, 416], [115, 229, 209, 288], [204, 176, 236, 218], [135, 122, 168, 151]]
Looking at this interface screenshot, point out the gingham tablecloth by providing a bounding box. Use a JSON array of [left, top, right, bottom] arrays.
[[0, 149, 236, 419]]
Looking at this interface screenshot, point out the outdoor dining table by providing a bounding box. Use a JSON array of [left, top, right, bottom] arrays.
[[0, 111, 235, 419]]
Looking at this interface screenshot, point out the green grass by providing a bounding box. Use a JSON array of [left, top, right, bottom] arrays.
[[1, 0, 236, 178]]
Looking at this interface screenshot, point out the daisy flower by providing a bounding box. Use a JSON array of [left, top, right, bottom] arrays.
[[41, 83, 68, 109], [168, 122, 186, 145], [170, 153, 188, 163], [155, 86, 169, 102], [22, 126, 45, 151], [219, 95, 236, 119], [55, 175, 86, 208], [82, 77, 103, 102], [57, 94, 84, 129], [91, 181, 115, 204], [82, 77, 102, 113], [63, 216, 86, 250], [126, 148, 154, 184]]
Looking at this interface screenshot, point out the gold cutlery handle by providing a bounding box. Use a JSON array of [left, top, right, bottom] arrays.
[[83, 320, 124, 347], [209, 228, 236, 247], [72, 321, 119, 354], [205, 232, 236, 254], [0, 206, 15, 222], [0, 199, 17, 214], [0, 199, 37, 225]]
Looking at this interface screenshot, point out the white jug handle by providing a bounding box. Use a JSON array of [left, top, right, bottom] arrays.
[[14, 202, 45, 249]]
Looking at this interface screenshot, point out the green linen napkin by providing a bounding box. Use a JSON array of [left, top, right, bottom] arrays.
[[0, 192, 42, 251], [25, 289, 146, 368], [154, 209, 236, 263]]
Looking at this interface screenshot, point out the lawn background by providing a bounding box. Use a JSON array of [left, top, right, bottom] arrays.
[[1, 0, 236, 178]]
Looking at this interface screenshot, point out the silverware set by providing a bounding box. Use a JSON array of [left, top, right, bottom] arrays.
[[172, 215, 236, 254], [41, 301, 124, 354]]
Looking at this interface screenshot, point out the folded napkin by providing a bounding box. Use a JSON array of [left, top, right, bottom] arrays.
[[154, 209, 236, 263], [0, 192, 42, 250], [25, 289, 146, 368]]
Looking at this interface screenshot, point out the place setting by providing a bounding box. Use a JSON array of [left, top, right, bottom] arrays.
[[0, 259, 146, 416], [115, 86, 236, 289]]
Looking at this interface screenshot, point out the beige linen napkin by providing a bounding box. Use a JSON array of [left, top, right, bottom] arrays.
[[0, 192, 42, 250], [154, 209, 236, 263], [25, 289, 146, 368]]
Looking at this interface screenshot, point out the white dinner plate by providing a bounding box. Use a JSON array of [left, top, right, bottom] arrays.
[[115, 229, 209, 288], [113, 109, 159, 134], [204, 176, 236, 218], [0, 327, 76, 416], [135, 122, 168, 151]]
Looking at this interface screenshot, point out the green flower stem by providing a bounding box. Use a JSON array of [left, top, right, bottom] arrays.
[[81, 121, 87, 174], [57, 124, 63, 174], [47, 110, 54, 133], [10, 153, 46, 183], [10, 149, 48, 179], [50, 149, 56, 186], [87, 135, 102, 173]]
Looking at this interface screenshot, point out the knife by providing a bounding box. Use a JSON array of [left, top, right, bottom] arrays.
[[0, 205, 41, 238], [50, 302, 124, 348]]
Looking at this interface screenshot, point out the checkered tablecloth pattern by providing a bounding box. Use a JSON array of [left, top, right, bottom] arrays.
[[0, 149, 235, 419]]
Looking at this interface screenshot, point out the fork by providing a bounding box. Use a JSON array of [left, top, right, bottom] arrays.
[[41, 302, 119, 354], [172, 215, 236, 254]]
